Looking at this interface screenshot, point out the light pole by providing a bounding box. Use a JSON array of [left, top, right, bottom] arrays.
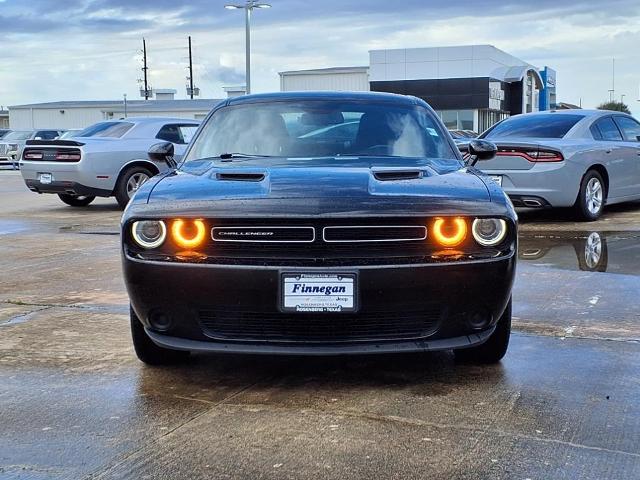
[[224, 1, 271, 95]]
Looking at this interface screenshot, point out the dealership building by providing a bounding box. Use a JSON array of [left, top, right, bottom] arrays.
[[280, 45, 557, 132]]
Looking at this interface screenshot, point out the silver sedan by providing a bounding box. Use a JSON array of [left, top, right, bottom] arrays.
[[476, 110, 640, 220]]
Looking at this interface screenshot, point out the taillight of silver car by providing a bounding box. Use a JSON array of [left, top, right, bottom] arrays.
[[496, 148, 564, 162]]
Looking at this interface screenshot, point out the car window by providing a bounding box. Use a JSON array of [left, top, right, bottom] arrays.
[[614, 116, 640, 142], [482, 114, 584, 139], [36, 130, 60, 140], [76, 121, 134, 138], [185, 100, 457, 161], [3, 131, 33, 141], [593, 117, 623, 141], [156, 124, 199, 144]]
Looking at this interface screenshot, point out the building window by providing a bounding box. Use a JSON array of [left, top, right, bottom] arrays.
[[437, 110, 475, 131]]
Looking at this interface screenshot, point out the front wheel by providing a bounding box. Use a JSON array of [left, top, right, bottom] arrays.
[[58, 193, 95, 207], [574, 170, 605, 221], [130, 306, 190, 365], [455, 299, 511, 364]]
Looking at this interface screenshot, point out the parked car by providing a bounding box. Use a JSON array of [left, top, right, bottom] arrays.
[[473, 110, 640, 220], [19, 117, 200, 208], [121, 91, 516, 366], [58, 129, 82, 139], [0, 129, 64, 168], [0, 129, 11, 139]]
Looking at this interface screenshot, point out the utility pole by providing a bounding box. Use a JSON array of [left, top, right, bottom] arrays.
[[123, 94, 127, 118], [188, 36, 194, 100], [142, 38, 149, 100]]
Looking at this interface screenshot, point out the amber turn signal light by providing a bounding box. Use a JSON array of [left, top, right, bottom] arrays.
[[432, 217, 467, 247], [171, 219, 206, 249]]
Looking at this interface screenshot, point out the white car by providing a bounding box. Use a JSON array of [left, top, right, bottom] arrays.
[[20, 117, 200, 208], [1, 129, 65, 168]]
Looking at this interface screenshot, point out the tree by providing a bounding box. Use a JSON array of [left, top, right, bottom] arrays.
[[597, 101, 631, 114]]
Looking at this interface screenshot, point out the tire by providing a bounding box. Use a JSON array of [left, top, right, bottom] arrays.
[[574, 232, 608, 272], [130, 306, 190, 365], [115, 166, 154, 209], [455, 298, 512, 364], [574, 170, 605, 221], [57, 193, 96, 207]]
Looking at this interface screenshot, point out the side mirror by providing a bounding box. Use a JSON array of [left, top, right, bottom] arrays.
[[148, 142, 177, 169], [468, 139, 497, 165]]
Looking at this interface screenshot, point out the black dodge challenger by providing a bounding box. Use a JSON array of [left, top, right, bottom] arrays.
[[122, 92, 517, 365]]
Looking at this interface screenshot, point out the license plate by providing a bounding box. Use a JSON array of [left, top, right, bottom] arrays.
[[282, 273, 356, 313], [39, 173, 53, 184], [489, 175, 502, 187]]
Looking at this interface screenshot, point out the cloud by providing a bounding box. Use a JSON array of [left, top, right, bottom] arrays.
[[1, 0, 639, 117]]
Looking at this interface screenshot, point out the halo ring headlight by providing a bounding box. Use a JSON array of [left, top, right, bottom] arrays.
[[472, 218, 507, 246], [131, 220, 167, 249], [432, 217, 467, 247], [172, 219, 206, 249]]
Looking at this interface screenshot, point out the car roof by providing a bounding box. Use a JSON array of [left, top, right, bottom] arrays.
[[104, 117, 200, 124], [224, 91, 424, 107], [515, 109, 633, 119]]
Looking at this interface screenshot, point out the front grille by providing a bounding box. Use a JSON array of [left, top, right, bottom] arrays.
[[323, 225, 427, 242], [0, 144, 7, 155], [212, 226, 315, 243], [198, 306, 441, 343]]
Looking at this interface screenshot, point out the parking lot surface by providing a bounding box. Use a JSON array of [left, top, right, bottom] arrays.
[[1, 169, 639, 479]]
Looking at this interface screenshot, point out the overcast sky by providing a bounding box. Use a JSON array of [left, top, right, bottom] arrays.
[[1, 0, 639, 115]]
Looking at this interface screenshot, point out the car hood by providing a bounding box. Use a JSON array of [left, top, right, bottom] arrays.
[[130, 157, 507, 218]]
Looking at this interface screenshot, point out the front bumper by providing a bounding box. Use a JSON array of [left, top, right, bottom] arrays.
[[124, 253, 516, 355]]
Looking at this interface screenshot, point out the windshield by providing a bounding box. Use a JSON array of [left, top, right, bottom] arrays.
[[482, 114, 585, 139], [185, 100, 457, 162], [59, 130, 80, 139], [76, 121, 134, 138], [3, 131, 32, 141]]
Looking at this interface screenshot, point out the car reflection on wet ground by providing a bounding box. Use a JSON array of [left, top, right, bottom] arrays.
[[1, 171, 639, 480], [519, 230, 640, 274]]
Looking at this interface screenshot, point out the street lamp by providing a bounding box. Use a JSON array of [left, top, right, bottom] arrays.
[[224, 1, 271, 95]]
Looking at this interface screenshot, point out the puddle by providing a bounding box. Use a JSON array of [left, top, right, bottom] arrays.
[[518, 231, 640, 276], [0, 220, 31, 235]]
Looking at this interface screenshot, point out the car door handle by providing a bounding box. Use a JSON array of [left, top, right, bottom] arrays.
[[605, 149, 612, 154]]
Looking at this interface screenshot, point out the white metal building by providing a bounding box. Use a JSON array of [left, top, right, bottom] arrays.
[[8, 99, 222, 130], [280, 66, 369, 93], [0, 110, 8, 129]]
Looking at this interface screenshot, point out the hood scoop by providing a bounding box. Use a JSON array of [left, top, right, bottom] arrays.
[[216, 172, 266, 182], [372, 169, 424, 181]]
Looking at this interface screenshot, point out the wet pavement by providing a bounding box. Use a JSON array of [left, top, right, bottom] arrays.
[[1, 170, 639, 479]]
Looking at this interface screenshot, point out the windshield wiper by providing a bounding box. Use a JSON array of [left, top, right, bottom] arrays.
[[218, 152, 274, 160]]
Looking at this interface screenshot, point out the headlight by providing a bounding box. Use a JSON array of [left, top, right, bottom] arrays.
[[131, 220, 167, 249], [472, 218, 507, 246], [8, 144, 18, 152], [432, 217, 467, 247], [171, 219, 206, 249]]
